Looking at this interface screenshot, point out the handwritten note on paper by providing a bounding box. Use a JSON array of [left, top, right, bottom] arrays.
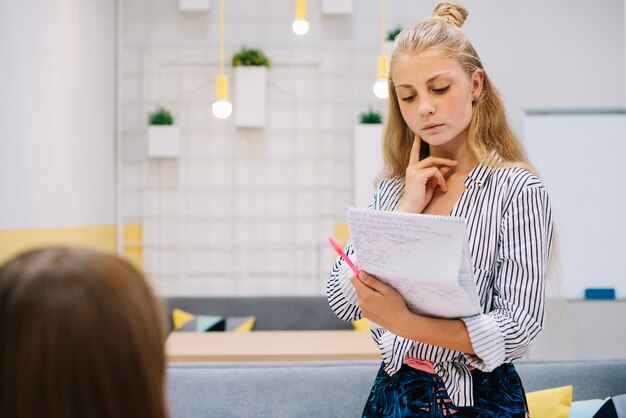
[[347, 207, 481, 319]]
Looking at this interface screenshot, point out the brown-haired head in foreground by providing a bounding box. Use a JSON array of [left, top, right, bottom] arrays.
[[0, 247, 168, 418]]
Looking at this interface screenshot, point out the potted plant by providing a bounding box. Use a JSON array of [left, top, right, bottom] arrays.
[[359, 108, 383, 124], [353, 108, 384, 206], [385, 25, 404, 56], [232, 47, 271, 128], [147, 106, 180, 158]]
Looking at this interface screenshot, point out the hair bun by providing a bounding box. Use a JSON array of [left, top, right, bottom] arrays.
[[433, 3, 468, 28]]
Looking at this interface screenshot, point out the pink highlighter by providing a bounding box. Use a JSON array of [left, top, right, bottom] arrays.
[[328, 237, 360, 276]]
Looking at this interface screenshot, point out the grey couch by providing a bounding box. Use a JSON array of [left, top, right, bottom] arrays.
[[166, 359, 626, 418], [163, 297, 352, 332]]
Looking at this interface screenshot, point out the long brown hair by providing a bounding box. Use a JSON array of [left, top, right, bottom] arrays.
[[0, 247, 168, 418], [382, 3, 531, 178]]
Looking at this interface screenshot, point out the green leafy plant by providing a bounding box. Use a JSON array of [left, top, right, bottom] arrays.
[[359, 108, 383, 124], [386, 25, 403, 41], [232, 47, 271, 67], [148, 107, 174, 125]]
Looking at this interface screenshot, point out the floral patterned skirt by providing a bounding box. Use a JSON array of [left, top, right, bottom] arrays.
[[362, 362, 529, 418]]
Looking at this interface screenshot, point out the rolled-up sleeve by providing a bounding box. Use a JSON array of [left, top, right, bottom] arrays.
[[462, 184, 553, 371], [326, 241, 362, 321], [326, 189, 381, 322]]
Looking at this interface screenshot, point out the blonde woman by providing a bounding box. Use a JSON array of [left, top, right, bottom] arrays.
[[328, 3, 553, 417]]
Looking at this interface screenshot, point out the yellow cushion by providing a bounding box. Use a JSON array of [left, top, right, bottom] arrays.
[[526, 385, 572, 418], [232, 316, 256, 332], [352, 318, 370, 331], [172, 308, 195, 329]]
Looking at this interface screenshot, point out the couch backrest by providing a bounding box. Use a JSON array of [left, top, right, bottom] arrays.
[[166, 361, 377, 418], [166, 359, 626, 418], [516, 359, 626, 400], [163, 296, 353, 332]]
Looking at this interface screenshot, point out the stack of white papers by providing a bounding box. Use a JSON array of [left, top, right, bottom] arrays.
[[347, 207, 481, 319]]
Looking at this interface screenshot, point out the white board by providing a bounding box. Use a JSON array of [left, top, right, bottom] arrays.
[[522, 110, 626, 299]]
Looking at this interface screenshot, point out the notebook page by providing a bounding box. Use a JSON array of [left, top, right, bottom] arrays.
[[347, 207, 480, 319]]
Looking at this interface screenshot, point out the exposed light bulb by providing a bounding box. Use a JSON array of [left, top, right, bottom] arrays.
[[292, 20, 309, 35], [373, 79, 388, 99], [212, 100, 232, 119]]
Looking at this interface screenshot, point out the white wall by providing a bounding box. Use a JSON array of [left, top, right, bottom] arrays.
[[119, 0, 626, 295], [0, 0, 116, 229]]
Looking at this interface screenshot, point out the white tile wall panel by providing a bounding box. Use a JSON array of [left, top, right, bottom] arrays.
[[334, 160, 353, 188], [120, 0, 393, 295], [186, 250, 232, 275], [265, 135, 295, 158], [153, 279, 181, 296], [265, 278, 299, 296], [179, 16, 213, 41], [122, 103, 146, 132], [122, 135, 147, 163], [266, 161, 297, 187], [121, 21, 146, 46], [294, 132, 320, 158], [180, 70, 211, 98], [294, 279, 324, 296], [266, 192, 295, 216], [146, 160, 179, 188], [235, 194, 266, 217], [186, 192, 232, 216], [295, 161, 319, 187], [156, 220, 181, 244], [185, 135, 212, 157], [122, 162, 143, 190], [295, 220, 318, 245], [295, 248, 319, 273], [295, 106, 321, 130], [295, 192, 318, 216], [234, 278, 268, 296], [122, 192, 142, 220], [207, 131, 237, 156], [178, 278, 213, 297], [184, 221, 232, 246], [318, 189, 337, 220], [234, 221, 267, 245], [266, 105, 297, 130], [121, 74, 142, 102], [121, 48, 143, 73], [206, 278, 237, 296], [141, 192, 159, 217]]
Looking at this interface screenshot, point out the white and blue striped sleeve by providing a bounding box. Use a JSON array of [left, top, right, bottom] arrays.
[[462, 182, 553, 371], [326, 188, 382, 322]]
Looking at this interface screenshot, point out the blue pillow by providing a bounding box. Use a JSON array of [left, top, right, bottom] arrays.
[[569, 399, 604, 418]]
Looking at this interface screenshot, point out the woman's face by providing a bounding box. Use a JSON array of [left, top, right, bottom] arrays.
[[392, 52, 483, 148]]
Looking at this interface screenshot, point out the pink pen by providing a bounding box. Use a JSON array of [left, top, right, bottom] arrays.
[[328, 237, 360, 276]]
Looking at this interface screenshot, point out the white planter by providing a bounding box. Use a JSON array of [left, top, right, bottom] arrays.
[[353, 124, 385, 207], [234, 66, 268, 128], [148, 125, 180, 158], [322, 0, 353, 14], [178, 0, 210, 11]]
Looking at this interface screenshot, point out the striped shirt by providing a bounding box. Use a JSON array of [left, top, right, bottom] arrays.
[[327, 160, 553, 407]]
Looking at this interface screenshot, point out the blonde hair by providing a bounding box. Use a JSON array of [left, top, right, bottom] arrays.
[[382, 2, 531, 178]]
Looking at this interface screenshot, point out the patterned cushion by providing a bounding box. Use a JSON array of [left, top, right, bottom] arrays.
[[172, 308, 255, 332]]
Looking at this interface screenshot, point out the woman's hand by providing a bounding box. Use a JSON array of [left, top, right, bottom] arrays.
[[396, 135, 457, 214], [350, 271, 413, 334]]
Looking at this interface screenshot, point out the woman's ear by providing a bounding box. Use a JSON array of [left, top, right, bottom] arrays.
[[471, 69, 484, 101]]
